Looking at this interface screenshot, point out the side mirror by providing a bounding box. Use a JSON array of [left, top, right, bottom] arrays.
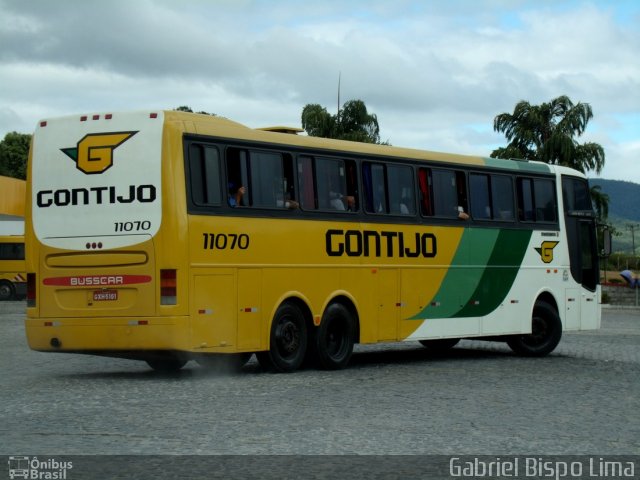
[[600, 225, 612, 257]]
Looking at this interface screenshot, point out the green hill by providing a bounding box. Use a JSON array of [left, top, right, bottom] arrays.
[[589, 178, 640, 254]]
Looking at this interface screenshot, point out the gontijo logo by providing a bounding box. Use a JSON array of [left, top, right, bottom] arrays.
[[61, 131, 137, 174], [535, 241, 559, 264]]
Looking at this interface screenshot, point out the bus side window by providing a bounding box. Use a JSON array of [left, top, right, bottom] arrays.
[[534, 179, 557, 222], [470, 173, 491, 219], [248, 151, 283, 208], [363, 162, 387, 213], [298, 157, 356, 212], [517, 178, 535, 221], [316, 158, 353, 211], [282, 153, 298, 208], [517, 177, 557, 222], [345, 160, 359, 212], [189, 144, 222, 206], [470, 173, 515, 221], [388, 165, 415, 215], [456, 171, 468, 218], [432, 168, 467, 218], [492, 175, 515, 220], [298, 156, 316, 209], [226, 148, 250, 207]]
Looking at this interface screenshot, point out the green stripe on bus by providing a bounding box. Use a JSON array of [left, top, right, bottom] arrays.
[[407, 228, 532, 320], [408, 228, 498, 320], [454, 229, 532, 317]]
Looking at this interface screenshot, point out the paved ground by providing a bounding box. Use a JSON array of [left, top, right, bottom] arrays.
[[1, 302, 638, 462]]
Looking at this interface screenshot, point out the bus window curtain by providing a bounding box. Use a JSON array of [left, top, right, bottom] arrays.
[[418, 169, 433, 216]]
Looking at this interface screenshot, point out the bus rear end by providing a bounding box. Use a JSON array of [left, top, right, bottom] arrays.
[[25, 111, 190, 367]]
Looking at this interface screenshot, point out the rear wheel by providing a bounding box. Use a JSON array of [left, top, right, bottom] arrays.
[[507, 301, 562, 356], [0, 280, 15, 301], [313, 303, 356, 370], [419, 338, 460, 352], [256, 303, 307, 373]]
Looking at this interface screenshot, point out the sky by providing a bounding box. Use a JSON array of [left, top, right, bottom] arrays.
[[1, 0, 639, 182]]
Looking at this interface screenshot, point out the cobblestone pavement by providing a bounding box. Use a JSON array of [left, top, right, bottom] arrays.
[[1, 302, 638, 456]]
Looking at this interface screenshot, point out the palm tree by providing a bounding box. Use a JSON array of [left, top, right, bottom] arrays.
[[590, 185, 609, 220], [492, 95, 607, 216], [491, 95, 605, 174]]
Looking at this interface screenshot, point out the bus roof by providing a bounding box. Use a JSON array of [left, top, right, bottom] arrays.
[[162, 110, 553, 175], [35, 110, 555, 176]]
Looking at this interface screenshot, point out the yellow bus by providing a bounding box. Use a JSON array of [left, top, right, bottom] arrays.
[[0, 236, 26, 301], [25, 110, 607, 372], [0, 175, 26, 301]]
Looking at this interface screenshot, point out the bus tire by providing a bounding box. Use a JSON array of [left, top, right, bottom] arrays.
[[314, 303, 356, 370], [0, 280, 15, 301], [419, 338, 460, 351], [145, 354, 188, 372], [507, 301, 562, 357], [257, 303, 307, 373]]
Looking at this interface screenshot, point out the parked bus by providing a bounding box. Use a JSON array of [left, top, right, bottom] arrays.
[[0, 175, 26, 300], [25, 110, 607, 372], [0, 236, 26, 300]]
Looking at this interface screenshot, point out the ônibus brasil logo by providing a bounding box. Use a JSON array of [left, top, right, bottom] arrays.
[[61, 131, 137, 174]]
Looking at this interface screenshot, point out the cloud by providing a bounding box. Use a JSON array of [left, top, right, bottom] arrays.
[[0, 0, 638, 182]]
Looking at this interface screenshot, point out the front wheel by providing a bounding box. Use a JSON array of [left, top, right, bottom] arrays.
[[507, 301, 562, 357], [256, 303, 307, 373]]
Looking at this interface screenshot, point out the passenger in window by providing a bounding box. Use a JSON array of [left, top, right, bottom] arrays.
[[329, 191, 355, 211], [276, 182, 299, 209], [457, 206, 469, 220], [228, 182, 245, 207], [286, 198, 300, 209]]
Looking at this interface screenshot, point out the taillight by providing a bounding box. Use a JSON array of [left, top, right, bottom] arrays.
[[160, 269, 176, 305], [27, 273, 36, 307]]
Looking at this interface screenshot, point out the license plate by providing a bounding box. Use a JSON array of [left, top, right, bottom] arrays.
[[93, 290, 118, 301]]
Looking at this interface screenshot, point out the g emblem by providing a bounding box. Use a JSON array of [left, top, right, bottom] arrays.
[[62, 131, 137, 174], [535, 241, 559, 264]]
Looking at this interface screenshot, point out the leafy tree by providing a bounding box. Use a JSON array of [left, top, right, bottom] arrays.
[[175, 106, 216, 116], [491, 95, 605, 175], [0, 132, 31, 180], [301, 99, 382, 144]]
